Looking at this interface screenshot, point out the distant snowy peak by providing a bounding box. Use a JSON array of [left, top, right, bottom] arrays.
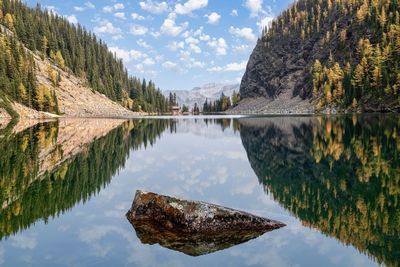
[[165, 83, 240, 109]]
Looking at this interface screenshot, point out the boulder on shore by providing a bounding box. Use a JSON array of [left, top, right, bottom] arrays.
[[126, 190, 285, 256]]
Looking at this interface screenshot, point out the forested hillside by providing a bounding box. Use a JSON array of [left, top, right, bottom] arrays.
[[240, 0, 400, 112], [0, 0, 169, 116]]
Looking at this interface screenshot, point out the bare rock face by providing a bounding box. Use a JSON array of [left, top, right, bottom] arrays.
[[126, 190, 285, 256]]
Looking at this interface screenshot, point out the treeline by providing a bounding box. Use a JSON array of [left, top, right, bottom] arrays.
[[0, 29, 59, 114], [203, 91, 240, 113], [0, 119, 174, 239], [262, 0, 400, 111], [0, 0, 169, 113]]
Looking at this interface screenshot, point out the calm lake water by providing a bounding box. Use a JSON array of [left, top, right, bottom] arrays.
[[0, 115, 399, 267]]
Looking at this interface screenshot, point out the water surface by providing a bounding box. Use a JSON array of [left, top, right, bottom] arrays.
[[0, 115, 398, 267]]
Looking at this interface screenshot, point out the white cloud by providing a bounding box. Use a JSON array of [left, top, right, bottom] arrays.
[[94, 20, 121, 34], [131, 13, 145, 20], [207, 61, 247, 72], [114, 3, 125, 10], [103, 3, 124, 13], [189, 43, 201, 54], [167, 41, 185, 51], [143, 57, 155, 65], [44, 6, 58, 14], [130, 24, 148, 36], [175, 0, 208, 15], [160, 13, 188, 36], [185, 36, 199, 44], [74, 6, 85, 12], [66, 15, 78, 24], [150, 31, 161, 38], [205, 12, 221, 24], [162, 61, 178, 70], [140, 0, 169, 14], [229, 26, 257, 42], [85, 2, 95, 9], [207, 37, 228, 56], [137, 39, 151, 49], [114, 12, 126, 19], [245, 0, 263, 17], [231, 9, 238, 16], [232, 44, 251, 53], [10, 235, 37, 250], [112, 34, 124, 40], [74, 2, 95, 12], [109, 47, 144, 63], [103, 6, 113, 13]]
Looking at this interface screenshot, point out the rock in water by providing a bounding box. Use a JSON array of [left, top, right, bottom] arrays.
[[126, 190, 285, 256]]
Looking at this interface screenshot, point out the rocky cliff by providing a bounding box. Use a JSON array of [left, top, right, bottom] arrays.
[[235, 0, 400, 114]]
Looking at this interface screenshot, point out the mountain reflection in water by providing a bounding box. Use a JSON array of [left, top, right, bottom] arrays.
[[0, 115, 398, 267], [239, 115, 400, 267]]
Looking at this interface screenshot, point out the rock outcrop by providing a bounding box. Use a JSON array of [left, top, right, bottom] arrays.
[[126, 190, 285, 256], [237, 0, 400, 113], [237, 33, 315, 114]]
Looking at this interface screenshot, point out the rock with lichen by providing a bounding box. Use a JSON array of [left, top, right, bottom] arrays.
[[126, 190, 285, 256]]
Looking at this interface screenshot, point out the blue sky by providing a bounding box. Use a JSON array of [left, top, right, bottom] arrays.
[[25, 0, 293, 91]]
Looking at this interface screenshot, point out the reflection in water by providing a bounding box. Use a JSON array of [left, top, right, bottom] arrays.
[[0, 116, 398, 266], [0, 119, 172, 240], [132, 220, 271, 257], [239, 115, 400, 267]]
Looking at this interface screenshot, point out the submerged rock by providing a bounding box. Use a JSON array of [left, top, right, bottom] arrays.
[[126, 190, 285, 256]]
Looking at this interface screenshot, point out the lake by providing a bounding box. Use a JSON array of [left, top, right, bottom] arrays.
[[0, 115, 398, 267]]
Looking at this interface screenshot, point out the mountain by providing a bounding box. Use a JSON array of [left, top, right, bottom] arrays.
[[235, 0, 400, 114], [0, 0, 170, 119], [164, 83, 239, 109]]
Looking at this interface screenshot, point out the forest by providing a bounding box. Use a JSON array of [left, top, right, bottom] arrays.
[[0, 0, 170, 115], [260, 0, 400, 111]]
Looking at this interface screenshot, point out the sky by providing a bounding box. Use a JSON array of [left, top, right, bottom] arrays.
[[25, 0, 293, 91]]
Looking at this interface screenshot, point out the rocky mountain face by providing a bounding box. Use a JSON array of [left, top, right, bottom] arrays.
[[165, 83, 239, 109], [237, 0, 400, 113]]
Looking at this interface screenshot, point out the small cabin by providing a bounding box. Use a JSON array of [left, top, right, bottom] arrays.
[[171, 106, 181, 116]]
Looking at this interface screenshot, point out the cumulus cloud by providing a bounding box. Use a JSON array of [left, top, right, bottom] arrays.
[[205, 12, 221, 24], [114, 12, 126, 19], [103, 3, 124, 13], [137, 39, 151, 49], [229, 26, 257, 42], [114, 3, 125, 10], [143, 57, 155, 65], [131, 13, 145, 20], [10, 235, 37, 250], [66, 14, 78, 24], [231, 9, 238, 16], [175, 0, 208, 15], [188, 43, 201, 54], [93, 20, 121, 35], [245, 0, 263, 17], [140, 0, 169, 14], [207, 37, 228, 56], [109, 47, 144, 63], [167, 41, 185, 51], [162, 61, 178, 70], [207, 61, 247, 72], [160, 13, 188, 36], [130, 24, 148, 35], [74, 2, 95, 12], [232, 44, 252, 53]]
